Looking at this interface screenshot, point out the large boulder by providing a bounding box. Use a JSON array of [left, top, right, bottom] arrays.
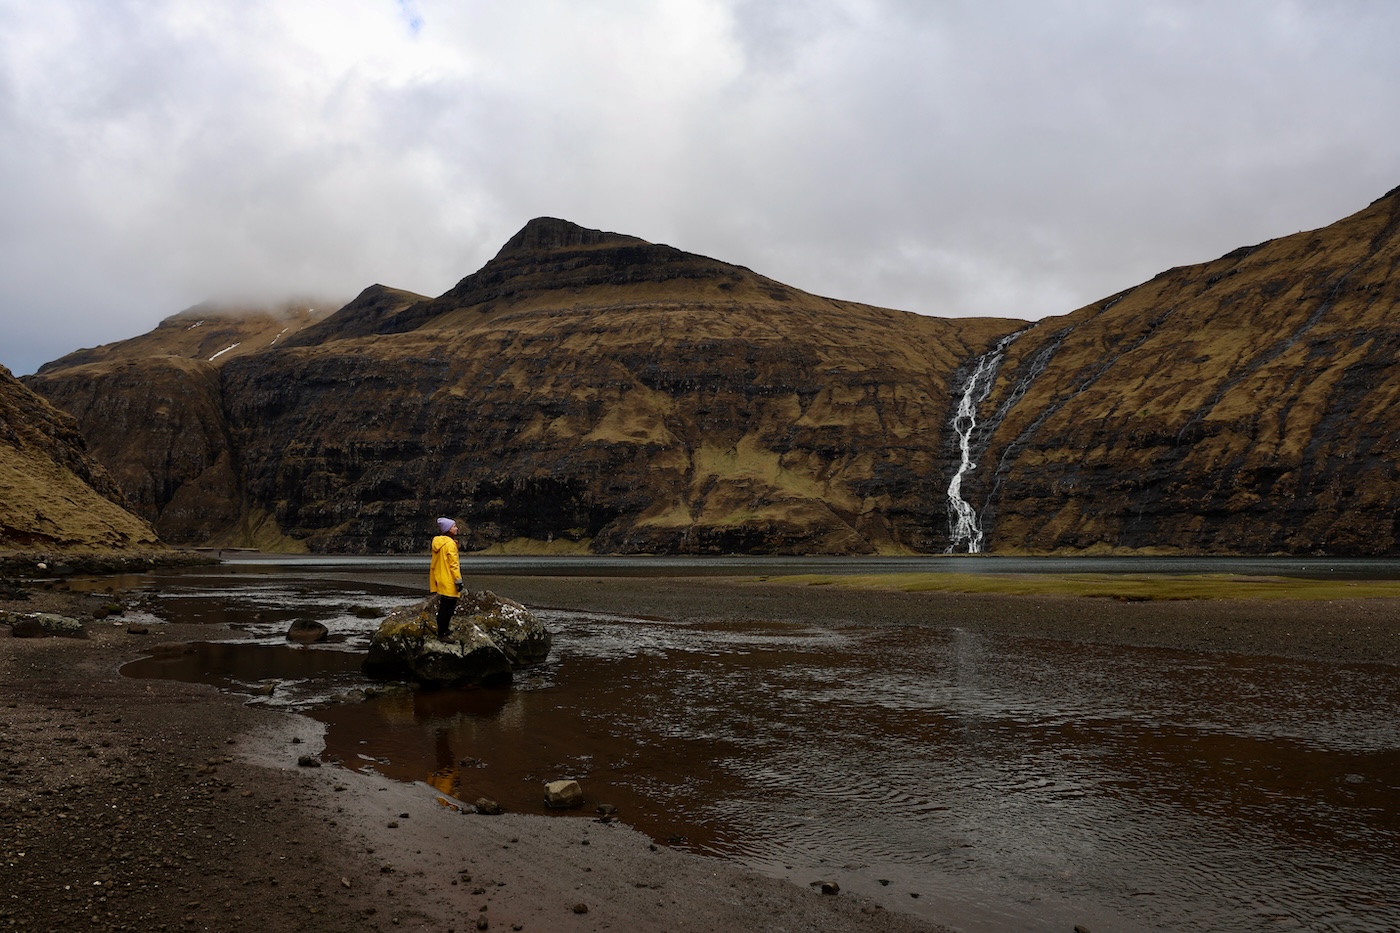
[[362, 591, 551, 687]]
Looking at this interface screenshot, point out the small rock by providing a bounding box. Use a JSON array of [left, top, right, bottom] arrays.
[[474, 798, 503, 816], [544, 780, 584, 809], [286, 619, 330, 644], [572, 903, 588, 914], [297, 755, 321, 768], [1074, 927, 1092, 933], [811, 880, 839, 895], [126, 624, 150, 635], [595, 803, 617, 816]]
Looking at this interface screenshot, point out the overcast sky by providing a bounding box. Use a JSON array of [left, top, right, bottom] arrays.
[[2, 0, 1398, 375]]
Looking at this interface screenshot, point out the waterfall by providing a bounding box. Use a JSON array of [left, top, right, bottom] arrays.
[[945, 334, 1017, 553]]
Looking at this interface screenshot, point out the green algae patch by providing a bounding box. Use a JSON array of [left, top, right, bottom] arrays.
[[764, 572, 1400, 601]]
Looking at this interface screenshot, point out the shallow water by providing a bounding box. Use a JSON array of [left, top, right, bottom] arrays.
[[120, 561, 1400, 932]]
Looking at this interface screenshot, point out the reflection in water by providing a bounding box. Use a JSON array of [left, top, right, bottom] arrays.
[[122, 570, 1400, 933]]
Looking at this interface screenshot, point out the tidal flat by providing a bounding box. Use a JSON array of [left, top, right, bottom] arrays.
[[4, 562, 1399, 931]]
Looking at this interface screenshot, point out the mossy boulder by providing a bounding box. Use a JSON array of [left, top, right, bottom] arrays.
[[362, 590, 551, 687]]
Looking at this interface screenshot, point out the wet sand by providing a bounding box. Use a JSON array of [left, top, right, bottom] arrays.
[[3, 573, 1398, 931]]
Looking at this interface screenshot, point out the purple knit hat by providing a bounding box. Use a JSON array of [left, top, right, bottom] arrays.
[[436, 517, 456, 534]]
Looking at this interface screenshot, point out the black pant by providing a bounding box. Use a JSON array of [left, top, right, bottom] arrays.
[[436, 595, 457, 637]]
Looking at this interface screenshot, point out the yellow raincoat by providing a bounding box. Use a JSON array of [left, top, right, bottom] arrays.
[[429, 534, 461, 597]]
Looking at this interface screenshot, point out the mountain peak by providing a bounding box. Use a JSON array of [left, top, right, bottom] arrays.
[[494, 217, 647, 258]]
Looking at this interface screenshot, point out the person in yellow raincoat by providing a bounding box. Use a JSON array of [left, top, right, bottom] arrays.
[[430, 517, 464, 638]]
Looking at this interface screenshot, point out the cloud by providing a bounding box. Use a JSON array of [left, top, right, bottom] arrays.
[[2, 0, 1399, 374]]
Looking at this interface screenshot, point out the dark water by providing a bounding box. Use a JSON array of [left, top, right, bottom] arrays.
[[119, 559, 1400, 933]]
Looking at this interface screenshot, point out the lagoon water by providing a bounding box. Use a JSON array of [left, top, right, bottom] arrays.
[[121, 556, 1400, 932]]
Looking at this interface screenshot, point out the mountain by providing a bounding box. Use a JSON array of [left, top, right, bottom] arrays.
[[26, 300, 340, 548], [26, 223, 1013, 553], [0, 364, 161, 552], [36, 298, 336, 373], [953, 185, 1400, 555], [23, 190, 1400, 556]]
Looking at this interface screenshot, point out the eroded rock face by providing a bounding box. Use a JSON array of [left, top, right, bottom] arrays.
[[363, 591, 551, 687]]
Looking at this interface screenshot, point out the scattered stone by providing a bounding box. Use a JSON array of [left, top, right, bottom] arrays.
[[126, 624, 150, 635], [286, 619, 330, 644], [474, 798, 503, 816], [476, 917, 489, 930], [543, 780, 583, 809], [811, 880, 839, 895], [595, 803, 617, 816], [296, 755, 321, 768], [572, 903, 588, 915]]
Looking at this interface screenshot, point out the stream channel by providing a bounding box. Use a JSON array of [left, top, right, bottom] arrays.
[[118, 555, 1400, 933]]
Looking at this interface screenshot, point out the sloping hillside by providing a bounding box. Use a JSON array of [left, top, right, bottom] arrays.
[[955, 185, 1400, 554], [0, 365, 161, 552]]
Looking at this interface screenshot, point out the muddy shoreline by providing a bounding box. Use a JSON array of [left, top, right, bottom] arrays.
[[3, 573, 1398, 931]]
